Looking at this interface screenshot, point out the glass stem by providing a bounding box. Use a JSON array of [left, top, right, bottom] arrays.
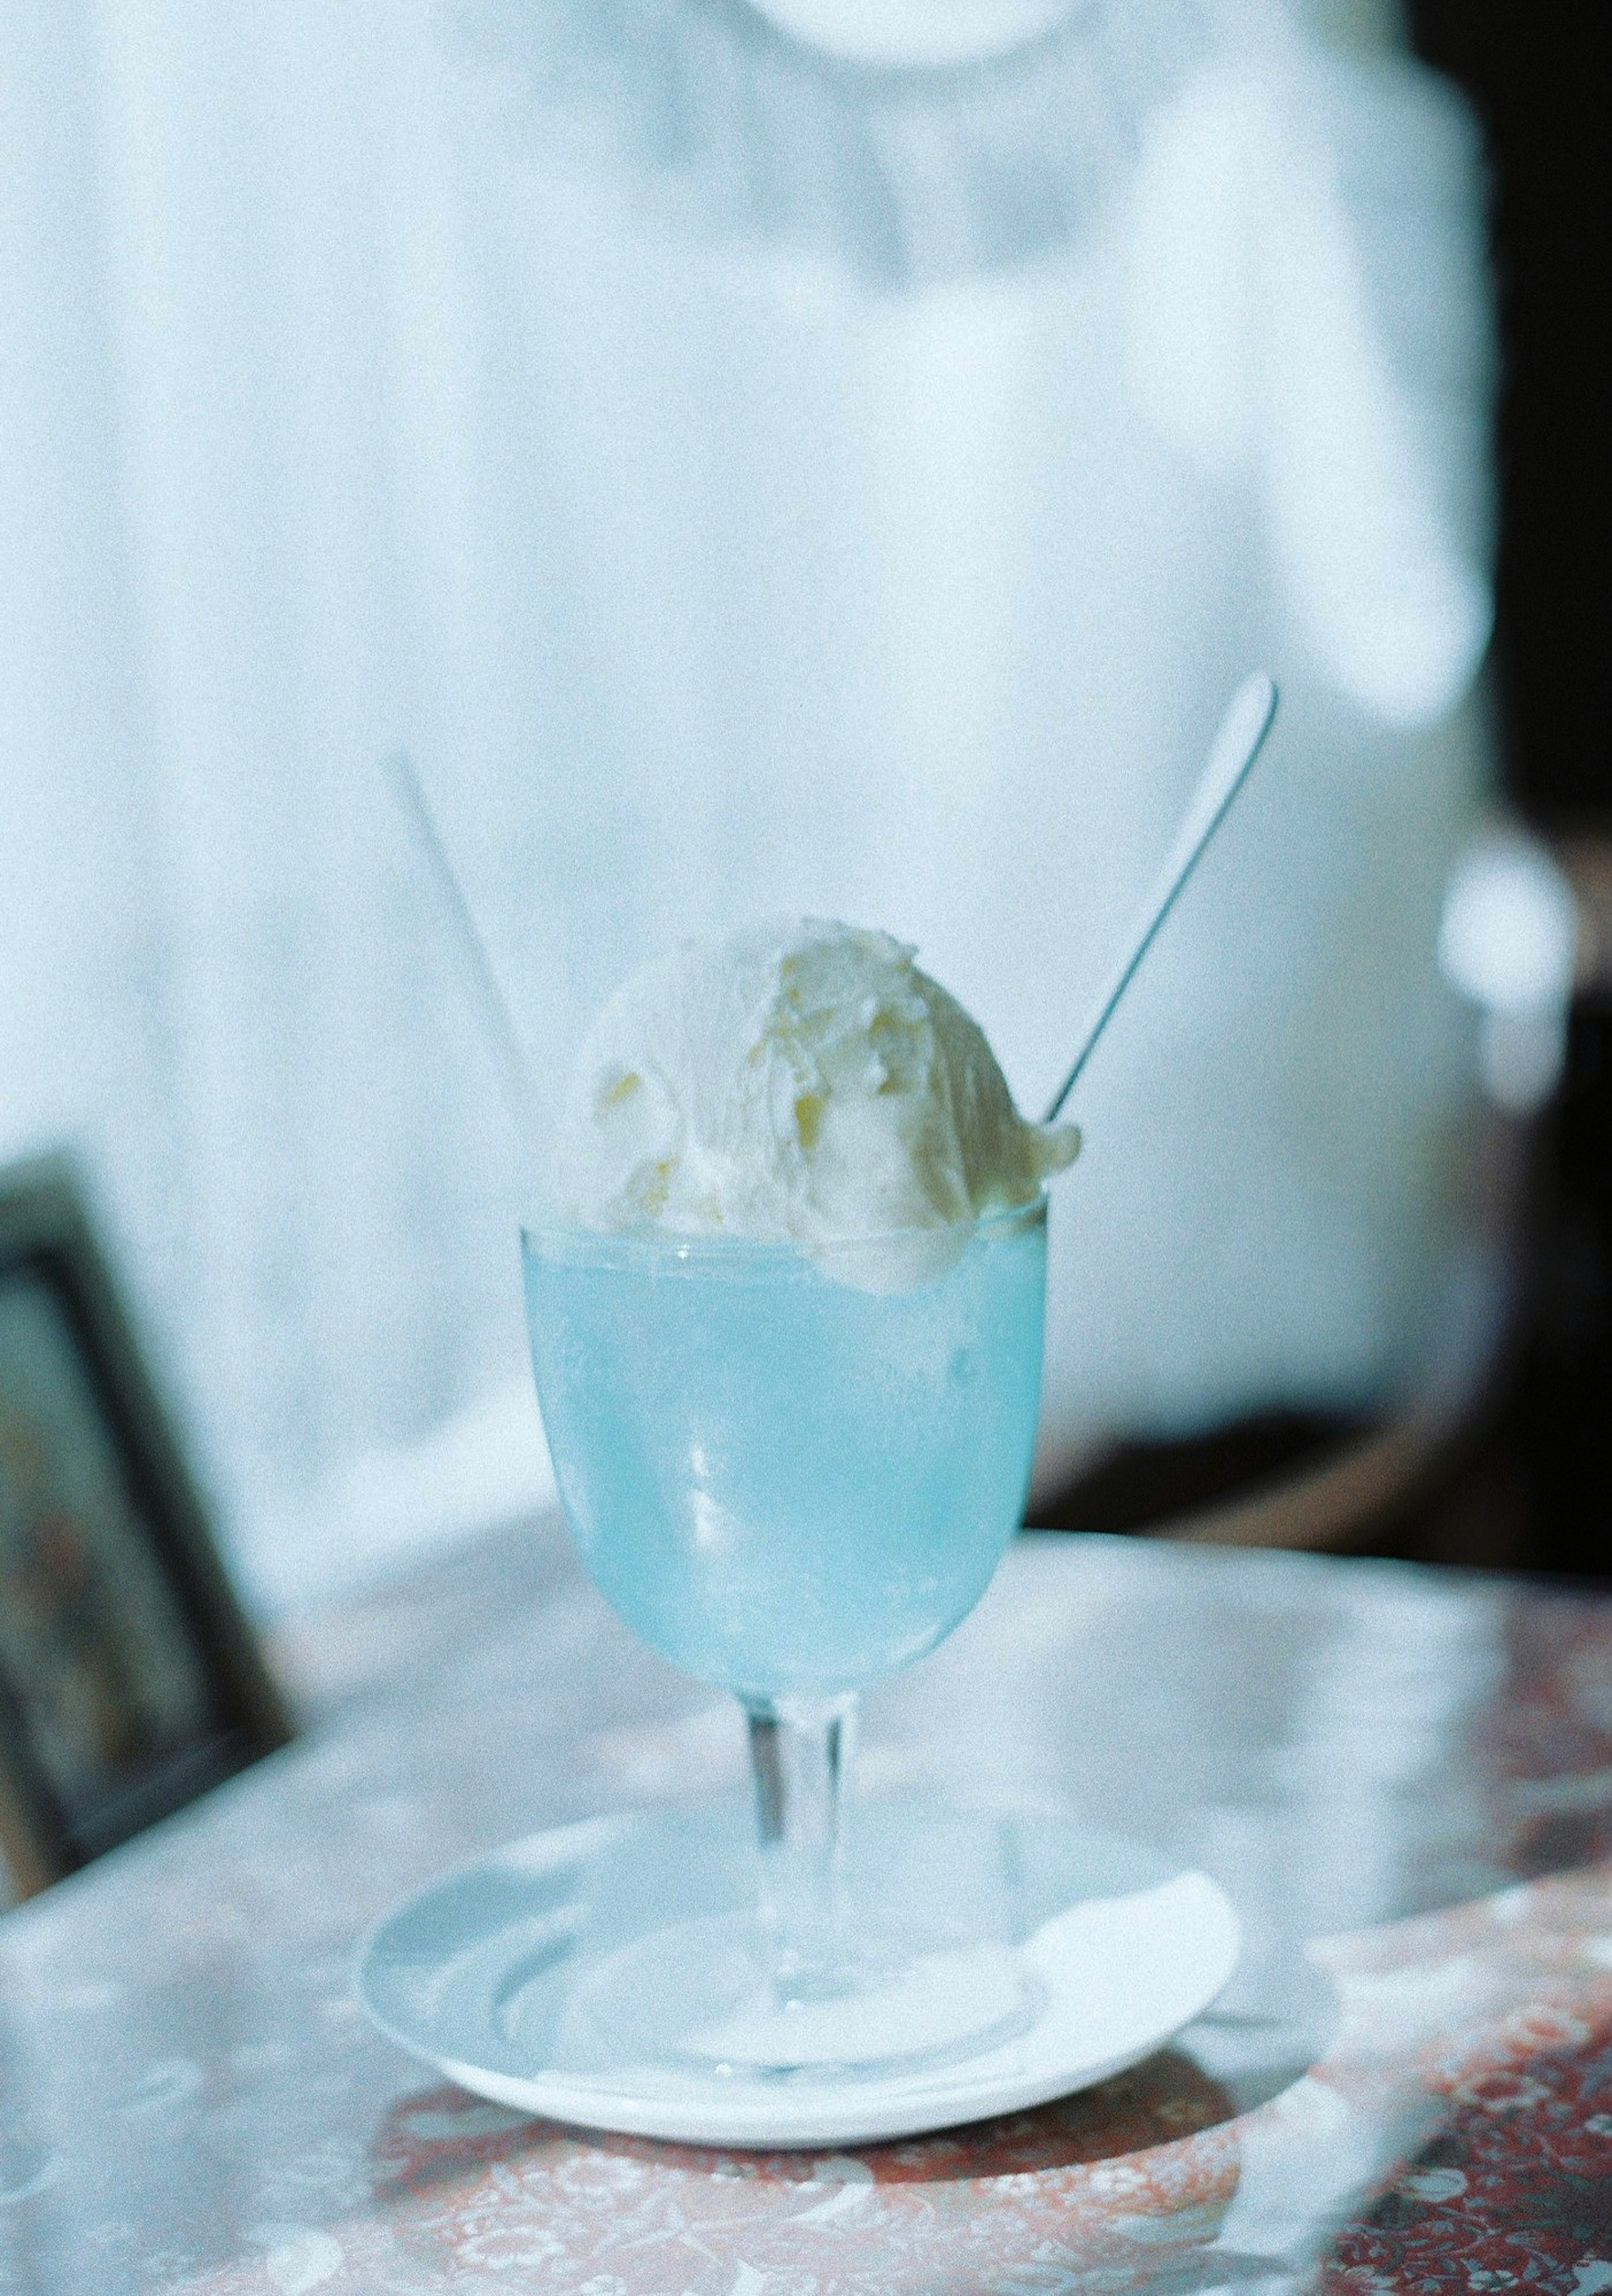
[[744, 1692, 858, 1998]]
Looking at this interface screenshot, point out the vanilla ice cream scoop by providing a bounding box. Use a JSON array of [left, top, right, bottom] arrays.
[[551, 919, 1078, 1288]]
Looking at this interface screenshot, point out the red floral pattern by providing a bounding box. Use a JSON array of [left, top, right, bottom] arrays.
[[47, 1538, 1612, 2296], [366, 2058, 1242, 2296], [1320, 2010, 1612, 2295], [173, 1865, 1612, 2293]]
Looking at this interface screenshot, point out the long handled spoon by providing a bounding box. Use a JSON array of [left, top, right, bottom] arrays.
[[1042, 672, 1279, 1125], [389, 677, 1276, 1135]]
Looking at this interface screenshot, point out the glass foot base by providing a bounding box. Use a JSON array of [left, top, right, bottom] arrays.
[[563, 1910, 1039, 2078]]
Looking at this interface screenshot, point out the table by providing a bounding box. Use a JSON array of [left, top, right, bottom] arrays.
[[1, 1524, 1609, 2293]]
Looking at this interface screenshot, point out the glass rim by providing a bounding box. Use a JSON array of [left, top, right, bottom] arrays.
[[521, 1190, 1049, 1264]]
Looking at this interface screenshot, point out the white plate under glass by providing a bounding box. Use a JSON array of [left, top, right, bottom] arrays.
[[358, 1799, 1241, 2149]]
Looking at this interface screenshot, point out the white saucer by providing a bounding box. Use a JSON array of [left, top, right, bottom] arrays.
[[357, 1799, 1240, 2149]]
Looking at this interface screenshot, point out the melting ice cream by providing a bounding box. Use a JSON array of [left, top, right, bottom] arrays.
[[552, 919, 1077, 1287]]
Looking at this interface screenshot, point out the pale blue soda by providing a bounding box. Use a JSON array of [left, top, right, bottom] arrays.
[[522, 1201, 1047, 1701]]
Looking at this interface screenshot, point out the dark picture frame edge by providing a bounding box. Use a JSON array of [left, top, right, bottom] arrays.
[[0, 1152, 293, 1900]]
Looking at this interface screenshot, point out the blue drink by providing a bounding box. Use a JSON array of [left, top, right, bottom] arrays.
[[522, 1200, 1047, 1702]]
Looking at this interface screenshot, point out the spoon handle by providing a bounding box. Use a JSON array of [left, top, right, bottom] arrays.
[[385, 749, 532, 1117], [1042, 673, 1279, 1126]]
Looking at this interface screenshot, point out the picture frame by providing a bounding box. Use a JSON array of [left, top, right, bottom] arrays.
[[0, 1154, 292, 1901]]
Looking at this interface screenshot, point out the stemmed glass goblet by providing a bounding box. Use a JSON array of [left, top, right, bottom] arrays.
[[522, 1191, 1049, 2075]]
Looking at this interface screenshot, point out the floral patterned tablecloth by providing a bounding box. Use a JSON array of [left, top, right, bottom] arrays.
[[0, 1527, 1609, 2293], [153, 1864, 1611, 2296]]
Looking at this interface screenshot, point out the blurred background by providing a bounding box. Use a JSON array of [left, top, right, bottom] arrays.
[[0, 0, 1605, 1613]]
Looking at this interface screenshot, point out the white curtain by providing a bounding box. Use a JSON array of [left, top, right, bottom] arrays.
[[0, 0, 1499, 1609]]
